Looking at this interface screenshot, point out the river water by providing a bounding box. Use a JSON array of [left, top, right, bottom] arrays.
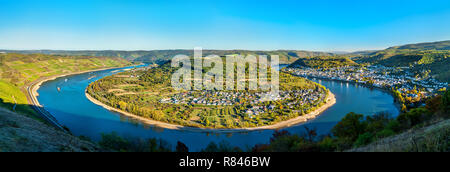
[[37, 65, 399, 151]]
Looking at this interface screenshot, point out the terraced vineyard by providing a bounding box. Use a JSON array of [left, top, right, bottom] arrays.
[[0, 53, 131, 115]]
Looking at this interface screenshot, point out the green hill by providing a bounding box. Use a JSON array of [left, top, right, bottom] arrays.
[[352, 40, 450, 83], [387, 40, 450, 51], [355, 51, 450, 82], [0, 50, 334, 64]]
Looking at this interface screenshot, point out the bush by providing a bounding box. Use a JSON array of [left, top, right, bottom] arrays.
[[176, 141, 189, 152], [397, 108, 431, 129], [201, 141, 242, 152], [99, 132, 171, 152], [354, 132, 374, 147], [375, 128, 396, 138], [332, 112, 367, 143], [385, 120, 402, 133], [365, 111, 392, 133], [442, 90, 450, 113], [99, 132, 130, 152]]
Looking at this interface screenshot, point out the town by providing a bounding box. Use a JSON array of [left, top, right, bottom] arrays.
[[160, 89, 326, 117], [284, 65, 448, 107]]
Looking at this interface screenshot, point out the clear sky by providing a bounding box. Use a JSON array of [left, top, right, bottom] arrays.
[[0, 0, 449, 51]]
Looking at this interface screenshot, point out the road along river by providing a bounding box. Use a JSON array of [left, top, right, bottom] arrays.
[[35, 65, 399, 151]]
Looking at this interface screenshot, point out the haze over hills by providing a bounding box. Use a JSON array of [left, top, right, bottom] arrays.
[[0, 49, 334, 64], [387, 40, 450, 51], [1, 40, 448, 63]]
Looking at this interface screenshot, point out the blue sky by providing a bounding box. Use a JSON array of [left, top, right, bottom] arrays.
[[0, 0, 449, 51]]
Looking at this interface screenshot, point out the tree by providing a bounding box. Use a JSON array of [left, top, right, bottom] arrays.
[[397, 107, 431, 128], [331, 112, 367, 143], [354, 132, 374, 147], [176, 141, 189, 152], [304, 126, 317, 142], [442, 90, 450, 113], [401, 104, 407, 112], [365, 111, 392, 134], [202, 142, 219, 152], [425, 95, 442, 113], [99, 132, 129, 152], [270, 130, 291, 142], [118, 101, 128, 111]]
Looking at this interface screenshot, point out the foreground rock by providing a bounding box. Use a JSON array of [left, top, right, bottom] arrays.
[[0, 108, 99, 152]]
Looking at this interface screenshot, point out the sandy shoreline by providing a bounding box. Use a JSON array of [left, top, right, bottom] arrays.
[[85, 88, 336, 133], [27, 66, 132, 98], [25, 66, 133, 129]]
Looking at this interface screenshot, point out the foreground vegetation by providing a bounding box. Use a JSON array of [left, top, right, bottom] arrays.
[[353, 41, 450, 83], [0, 107, 99, 152], [0, 53, 131, 116], [289, 56, 358, 69], [252, 90, 449, 152]]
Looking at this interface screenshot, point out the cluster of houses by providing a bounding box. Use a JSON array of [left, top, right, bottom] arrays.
[[284, 65, 448, 99], [160, 89, 326, 118]]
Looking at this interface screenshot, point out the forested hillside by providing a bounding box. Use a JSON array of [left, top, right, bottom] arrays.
[[387, 40, 450, 51], [0, 50, 334, 64], [351, 40, 450, 82], [288, 56, 358, 69]]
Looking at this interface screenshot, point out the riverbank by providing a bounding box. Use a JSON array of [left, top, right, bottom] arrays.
[[292, 73, 402, 112], [25, 66, 134, 130], [85, 88, 336, 132]]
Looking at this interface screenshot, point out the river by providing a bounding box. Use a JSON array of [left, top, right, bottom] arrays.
[[36, 65, 399, 151]]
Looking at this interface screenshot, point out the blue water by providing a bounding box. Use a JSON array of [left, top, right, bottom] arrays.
[[37, 66, 399, 151]]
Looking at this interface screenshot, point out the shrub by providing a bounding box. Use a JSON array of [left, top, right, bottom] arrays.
[[99, 132, 130, 152], [354, 132, 374, 147], [375, 128, 396, 138], [397, 108, 431, 129], [332, 112, 367, 143]]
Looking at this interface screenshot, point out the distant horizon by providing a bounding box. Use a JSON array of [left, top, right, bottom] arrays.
[[0, 39, 449, 53], [1, 0, 450, 51]]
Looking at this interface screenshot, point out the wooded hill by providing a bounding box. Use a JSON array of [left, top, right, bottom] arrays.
[[0, 49, 334, 64], [352, 40, 450, 82], [288, 56, 358, 69]]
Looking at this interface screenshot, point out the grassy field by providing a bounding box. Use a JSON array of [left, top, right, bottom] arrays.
[[0, 53, 131, 116]]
